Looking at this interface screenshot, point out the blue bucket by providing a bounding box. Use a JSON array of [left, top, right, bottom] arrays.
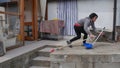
[[84, 43, 93, 49]]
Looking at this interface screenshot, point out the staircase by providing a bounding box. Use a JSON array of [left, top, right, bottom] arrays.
[[29, 47, 55, 68]]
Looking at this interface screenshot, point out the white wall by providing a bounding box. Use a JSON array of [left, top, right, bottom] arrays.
[[78, 0, 114, 31], [48, 0, 114, 31], [116, 0, 120, 26], [48, 1, 57, 20]]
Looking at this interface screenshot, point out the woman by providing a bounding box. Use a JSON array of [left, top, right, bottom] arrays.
[[67, 13, 98, 46]]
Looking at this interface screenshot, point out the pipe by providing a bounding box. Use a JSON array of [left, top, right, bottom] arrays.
[[112, 0, 117, 41]]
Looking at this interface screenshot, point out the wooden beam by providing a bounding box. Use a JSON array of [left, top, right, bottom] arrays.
[[31, 0, 35, 40], [33, 0, 38, 40], [0, 11, 20, 16], [19, 0, 25, 42]]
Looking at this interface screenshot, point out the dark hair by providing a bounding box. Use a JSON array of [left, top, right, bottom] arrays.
[[89, 13, 98, 19]]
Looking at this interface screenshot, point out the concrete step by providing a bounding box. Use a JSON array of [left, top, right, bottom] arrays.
[[37, 47, 54, 57], [29, 66, 49, 68], [31, 57, 51, 66]]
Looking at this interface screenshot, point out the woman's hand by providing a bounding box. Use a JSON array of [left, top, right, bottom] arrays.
[[89, 34, 96, 39]]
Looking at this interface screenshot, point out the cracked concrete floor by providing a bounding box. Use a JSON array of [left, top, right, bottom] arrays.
[[51, 40, 120, 55]]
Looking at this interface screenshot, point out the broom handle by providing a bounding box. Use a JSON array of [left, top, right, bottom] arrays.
[[92, 27, 105, 45]]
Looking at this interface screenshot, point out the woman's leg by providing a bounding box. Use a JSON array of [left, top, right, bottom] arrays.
[[83, 33, 88, 43], [81, 27, 88, 43], [67, 26, 81, 44]]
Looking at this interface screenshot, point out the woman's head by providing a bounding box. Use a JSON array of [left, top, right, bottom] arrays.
[[89, 13, 98, 22]]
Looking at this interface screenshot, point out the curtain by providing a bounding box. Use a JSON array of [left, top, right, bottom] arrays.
[[57, 0, 78, 35]]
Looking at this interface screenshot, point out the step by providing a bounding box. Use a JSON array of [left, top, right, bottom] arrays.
[[37, 47, 54, 57], [31, 57, 51, 66], [29, 66, 49, 68]]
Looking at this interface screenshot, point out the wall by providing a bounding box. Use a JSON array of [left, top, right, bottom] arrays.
[[78, 0, 114, 32], [48, 0, 114, 31], [0, 46, 45, 68], [48, 1, 57, 20], [116, 0, 120, 26]]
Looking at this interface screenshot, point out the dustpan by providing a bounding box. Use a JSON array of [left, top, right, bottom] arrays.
[[84, 27, 105, 49]]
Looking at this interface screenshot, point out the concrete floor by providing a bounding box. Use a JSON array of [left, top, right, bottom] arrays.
[[52, 42, 120, 55], [0, 36, 120, 64]]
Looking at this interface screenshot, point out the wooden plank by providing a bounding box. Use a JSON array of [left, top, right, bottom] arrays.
[[0, 11, 20, 16], [24, 22, 32, 26], [24, 36, 34, 41]]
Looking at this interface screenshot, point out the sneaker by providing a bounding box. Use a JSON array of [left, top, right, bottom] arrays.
[[68, 45, 73, 48], [83, 40, 86, 44], [66, 40, 71, 44], [82, 40, 86, 46]]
